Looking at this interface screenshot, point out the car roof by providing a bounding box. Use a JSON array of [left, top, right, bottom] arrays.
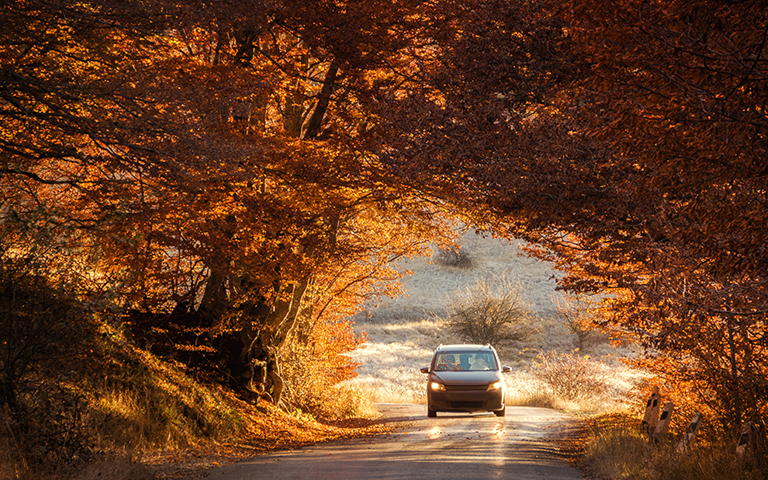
[[434, 344, 495, 353]]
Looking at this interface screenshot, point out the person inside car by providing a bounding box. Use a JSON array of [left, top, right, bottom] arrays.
[[459, 354, 471, 371], [472, 356, 490, 370]]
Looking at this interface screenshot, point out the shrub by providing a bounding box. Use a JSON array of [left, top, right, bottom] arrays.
[[529, 350, 608, 402], [447, 276, 535, 345], [433, 246, 473, 269], [0, 262, 95, 473], [280, 317, 370, 421], [552, 293, 600, 350]]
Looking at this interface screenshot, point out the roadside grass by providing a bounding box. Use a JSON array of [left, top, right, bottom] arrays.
[[354, 373, 427, 405], [0, 321, 389, 480], [349, 360, 634, 416], [573, 413, 768, 480]]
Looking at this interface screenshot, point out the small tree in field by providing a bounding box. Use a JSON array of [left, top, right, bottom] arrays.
[[447, 276, 535, 345], [553, 293, 599, 350]]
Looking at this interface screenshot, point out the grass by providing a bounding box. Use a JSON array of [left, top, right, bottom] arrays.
[[575, 413, 768, 480], [348, 231, 644, 419], [0, 321, 391, 480]]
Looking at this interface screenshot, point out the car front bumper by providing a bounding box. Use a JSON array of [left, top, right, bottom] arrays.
[[428, 387, 504, 412]]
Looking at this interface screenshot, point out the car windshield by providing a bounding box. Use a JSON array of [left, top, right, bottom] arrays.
[[433, 352, 497, 371]]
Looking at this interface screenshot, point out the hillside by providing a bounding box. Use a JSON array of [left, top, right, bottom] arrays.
[[347, 230, 642, 410]]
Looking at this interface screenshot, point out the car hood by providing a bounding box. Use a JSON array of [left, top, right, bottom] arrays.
[[431, 370, 502, 386]]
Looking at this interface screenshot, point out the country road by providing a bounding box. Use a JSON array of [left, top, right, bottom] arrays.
[[204, 404, 584, 480]]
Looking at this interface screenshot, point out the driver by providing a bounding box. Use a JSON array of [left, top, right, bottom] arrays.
[[473, 356, 490, 370]]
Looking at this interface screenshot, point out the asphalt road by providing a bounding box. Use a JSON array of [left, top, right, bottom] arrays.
[[205, 404, 584, 480]]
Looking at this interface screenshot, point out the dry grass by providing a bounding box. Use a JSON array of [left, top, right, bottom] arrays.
[[348, 230, 644, 419], [353, 370, 427, 405], [346, 356, 632, 417], [578, 413, 768, 480], [0, 322, 390, 480]]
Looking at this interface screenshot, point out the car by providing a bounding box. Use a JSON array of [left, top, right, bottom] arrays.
[[420, 344, 511, 418]]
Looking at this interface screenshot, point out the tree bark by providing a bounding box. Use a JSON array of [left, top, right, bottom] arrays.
[[302, 58, 339, 140], [200, 277, 309, 404], [245, 280, 310, 404]]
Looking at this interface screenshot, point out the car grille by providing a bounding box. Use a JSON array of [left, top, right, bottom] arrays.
[[450, 401, 484, 408], [445, 384, 486, 391]]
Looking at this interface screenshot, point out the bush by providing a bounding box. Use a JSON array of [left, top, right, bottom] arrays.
[[433, 247, 473, 269], [0, 262, 95, 473], [447, 276, 535, 345], [529, 350, 608, 402], [552, 293, 601, 350], [280, 317, 370, 421]]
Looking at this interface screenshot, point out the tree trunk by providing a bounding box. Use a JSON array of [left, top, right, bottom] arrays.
[[244, 280, 310, 404], [200, 277, 309, 405], [725, 313, 743, 430], [302, 58, 339, 140]]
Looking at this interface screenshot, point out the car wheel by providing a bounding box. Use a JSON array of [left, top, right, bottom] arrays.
[[427, 406, 437, 418], [494, 405, 506, 417]]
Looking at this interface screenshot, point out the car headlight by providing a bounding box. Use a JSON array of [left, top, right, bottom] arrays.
[[487, 381, 503, 391], [430, 381, 446, 391]]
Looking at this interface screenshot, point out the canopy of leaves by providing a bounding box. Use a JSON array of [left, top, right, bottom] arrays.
[[0, 0, 468, 414], [408, 0, 768, 430], [363, 0, 768, 430], [3, 0, 768, 454]]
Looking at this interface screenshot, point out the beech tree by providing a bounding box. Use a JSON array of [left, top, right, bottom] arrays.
[[130, 0, 470, 403], [1, 0, 467, 405], [557, 0, 768, 430], [362, 0, 768, 430], [387, 0, 768, 430]]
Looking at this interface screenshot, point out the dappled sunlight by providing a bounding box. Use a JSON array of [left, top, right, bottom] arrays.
[[427, 425, 443, 439]]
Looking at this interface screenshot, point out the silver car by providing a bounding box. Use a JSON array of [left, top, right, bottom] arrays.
[[420, 344, 511, 417]]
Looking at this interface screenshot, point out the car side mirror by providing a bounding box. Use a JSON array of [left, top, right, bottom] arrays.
[[420, 367, 430, 374], [502, 366, 511, 373]]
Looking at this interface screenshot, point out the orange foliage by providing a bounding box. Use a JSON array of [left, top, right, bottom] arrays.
[[0, 0, 468, 407], [7, 0, 767, 439], [374, 0, 768, 431]]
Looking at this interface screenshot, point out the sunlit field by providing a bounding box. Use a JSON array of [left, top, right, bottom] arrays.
[[345, 230, 644, 414]]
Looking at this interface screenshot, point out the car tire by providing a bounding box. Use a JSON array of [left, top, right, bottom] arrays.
[[427, 406, 437, 418], [494, 405, 506, 417]]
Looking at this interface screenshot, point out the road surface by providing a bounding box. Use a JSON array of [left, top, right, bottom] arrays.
[[205, 404, 584, 479]]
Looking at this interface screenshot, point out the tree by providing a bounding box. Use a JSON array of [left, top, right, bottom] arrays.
[[469, 0, 768, 429], [543, 0, 768, 430], [372, 0, 768, 430], [124, 0, 469, 403], [0, 0, 467, 405]]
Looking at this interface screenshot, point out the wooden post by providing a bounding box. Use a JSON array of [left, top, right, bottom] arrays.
[[652, 402, 674, 440], [677, 412, 703, 452], [736, 421, 754, 459], [641, 386, 661, 435]]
